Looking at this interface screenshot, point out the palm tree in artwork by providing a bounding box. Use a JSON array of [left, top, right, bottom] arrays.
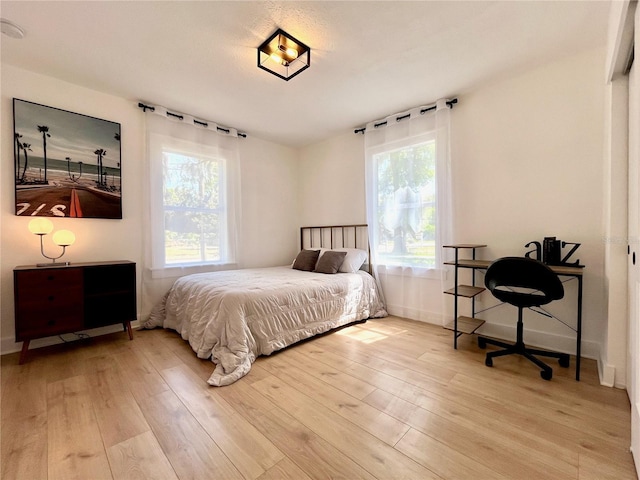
[[66, 156, 81, 182], [20, 143, 32, 183], [14, 133, 23, 181], [94, 148, 107, 187], [70, 158, 83, 182], [37, 125, 51, 183]]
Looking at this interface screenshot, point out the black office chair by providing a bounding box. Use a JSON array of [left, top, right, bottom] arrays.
[[478, 256, 570, 380]]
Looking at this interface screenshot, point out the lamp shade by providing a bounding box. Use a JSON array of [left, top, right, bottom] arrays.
[[52, 230, 75, 247], [28, 218, 54, 235]]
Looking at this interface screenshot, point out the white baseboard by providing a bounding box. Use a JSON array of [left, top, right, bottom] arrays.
[[476, 322, 600, 361], [1, 319, 141, 355], [385, 303, 602, 364], [385, 303, 443, 325], [598, 360, 617, 388]]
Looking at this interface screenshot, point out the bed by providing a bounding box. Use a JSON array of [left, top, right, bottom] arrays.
[[143, 225, 387, 386]]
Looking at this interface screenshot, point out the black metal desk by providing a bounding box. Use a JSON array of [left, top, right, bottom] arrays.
[[445, 259, 585, 380]]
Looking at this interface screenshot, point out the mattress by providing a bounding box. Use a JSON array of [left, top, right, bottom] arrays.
[[144, 266, 387, 386]]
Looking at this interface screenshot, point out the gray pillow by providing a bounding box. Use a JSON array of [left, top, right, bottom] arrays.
[[314, 251, 347, 274], [292, 249, 320, 271]]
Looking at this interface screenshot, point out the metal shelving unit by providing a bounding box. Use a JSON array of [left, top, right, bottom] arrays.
[[443, 244, 487, 349]]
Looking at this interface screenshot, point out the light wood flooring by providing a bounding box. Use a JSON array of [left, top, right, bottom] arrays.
[[1, 316, 636, 479]]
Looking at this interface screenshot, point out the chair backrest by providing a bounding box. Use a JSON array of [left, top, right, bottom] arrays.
[[485, 256, 564, 308]]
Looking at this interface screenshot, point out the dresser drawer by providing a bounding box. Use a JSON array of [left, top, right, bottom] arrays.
[[15, 268, 82, 295], [16, 305, 84, 340], [17, 284, 83, 309], [14, 268, 84, 341]]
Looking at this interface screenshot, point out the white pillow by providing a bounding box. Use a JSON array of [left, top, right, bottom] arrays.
[[334, 248, 368, 273]]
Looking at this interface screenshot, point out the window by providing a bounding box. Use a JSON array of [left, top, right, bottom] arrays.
[[162, 149, 226, 265], [372, 137, 437, 268], [365, 101, 452, 274], [146, 124, 240, 274]]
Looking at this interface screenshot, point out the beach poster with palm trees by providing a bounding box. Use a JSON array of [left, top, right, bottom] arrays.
[[13, 98, 122, 219]]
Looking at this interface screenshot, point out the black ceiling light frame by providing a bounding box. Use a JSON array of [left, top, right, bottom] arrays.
[[257, 28, 311, 81]]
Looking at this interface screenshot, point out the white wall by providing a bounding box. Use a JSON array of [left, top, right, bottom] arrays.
[[300, 47, 608, 362], [454, 48, 606, 359], [0, 64, 299, 353], [297, 132, 366, 227], [240, 136, 299, 267], [1, 65, 145, 353]]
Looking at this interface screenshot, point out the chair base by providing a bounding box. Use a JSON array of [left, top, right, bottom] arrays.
[[478, 336, 570, 381]]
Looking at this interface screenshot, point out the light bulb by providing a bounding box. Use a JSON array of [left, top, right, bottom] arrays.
[[28, 218, 54, 235], [52, 230, 75, 247], [285, 47, 298, 59], [278, 44, 298, 61], [270, 53, 284, 64]]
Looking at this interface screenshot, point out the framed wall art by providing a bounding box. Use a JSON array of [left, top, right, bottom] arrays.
[[13, 98, 122, 219]]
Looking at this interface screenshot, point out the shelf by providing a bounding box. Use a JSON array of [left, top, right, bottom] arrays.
[[443, 243, 487, 348], [444, 316, 485, 335], [444, 259, 491, 269], [444, 285, 485, 297], [443, 244, 487, 249]]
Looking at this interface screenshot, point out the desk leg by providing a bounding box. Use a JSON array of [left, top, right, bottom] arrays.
[[453, 248, 459, 349], [576, 275, 583, 381]]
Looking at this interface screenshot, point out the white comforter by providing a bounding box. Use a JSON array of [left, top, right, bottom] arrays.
[[144, 266, 387, 386]]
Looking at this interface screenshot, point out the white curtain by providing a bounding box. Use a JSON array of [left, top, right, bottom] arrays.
[[141, 106, 242, 317], [364, 99, 454, 321]]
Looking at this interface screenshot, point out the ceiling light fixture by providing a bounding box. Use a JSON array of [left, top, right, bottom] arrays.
[[0, 18, 25, 39], [257, 28, 310, 81]]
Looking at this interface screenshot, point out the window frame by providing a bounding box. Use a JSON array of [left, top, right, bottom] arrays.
[[368, 130, 443, 274], [148, 132, 237, 275], [161, 148, 228, 267]]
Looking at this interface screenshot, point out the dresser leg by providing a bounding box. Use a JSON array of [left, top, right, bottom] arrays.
[[19, 340, 30, 365], [125, 321, 133, 340]]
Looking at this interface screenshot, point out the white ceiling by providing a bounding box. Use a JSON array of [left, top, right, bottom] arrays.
[[1, 1, 611, 148]]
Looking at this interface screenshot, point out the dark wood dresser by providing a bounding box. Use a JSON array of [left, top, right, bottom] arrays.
[[14, 260, 136, 363]]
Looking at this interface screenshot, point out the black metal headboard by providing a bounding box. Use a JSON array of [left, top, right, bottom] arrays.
[[300, 224, 371, 274]]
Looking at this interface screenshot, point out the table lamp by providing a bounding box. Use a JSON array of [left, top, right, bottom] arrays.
[[28, 218, 75, 266]]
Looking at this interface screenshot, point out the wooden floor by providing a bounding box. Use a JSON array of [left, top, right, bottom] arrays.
[[1, 316, 636, 480]]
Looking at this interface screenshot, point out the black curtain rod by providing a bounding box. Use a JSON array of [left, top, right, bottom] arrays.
[[137, 102, 247, 138], [353, 98, 458, 135]]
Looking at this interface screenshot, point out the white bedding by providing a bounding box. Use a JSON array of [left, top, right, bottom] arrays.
[[144, 266, 387, 386]]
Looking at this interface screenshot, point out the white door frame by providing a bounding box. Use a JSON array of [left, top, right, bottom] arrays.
[[629, 8, 640, 472]]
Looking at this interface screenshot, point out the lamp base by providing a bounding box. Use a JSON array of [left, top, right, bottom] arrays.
[[36, 262, 71, 268]]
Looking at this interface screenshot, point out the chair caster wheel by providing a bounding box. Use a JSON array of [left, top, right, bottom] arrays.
[[559, 355, 570, 368], [540, 369, 553, 381], [478, 337, 487, 349], [485, 357, 493, 367]]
